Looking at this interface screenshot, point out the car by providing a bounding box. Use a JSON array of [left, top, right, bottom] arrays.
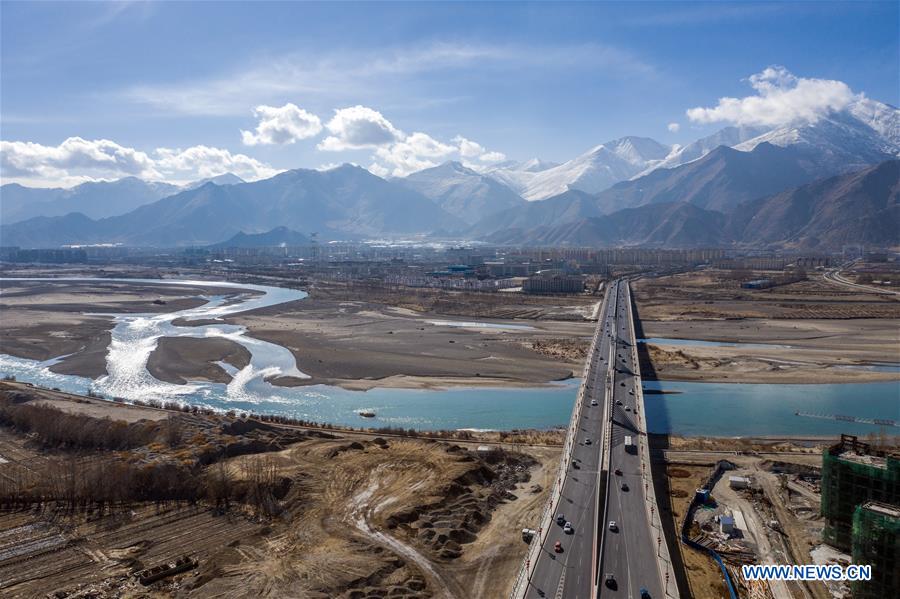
[[621, 483, 629, 491], [614, 468, 622, 476], [625, 406, 631, 412], [620, 382, 626, 386], [608, 520, 617, 531], [640, 588, 650, 599], [572, 460, 580, 469], [604, 574, 617, 589], [584, 439, 592, 445], [590, 399, 598, 406], [554, 541, 563, 553], [563, 522, 574, 534], [616, 400, 623, 406], [556, 513, 566, 525]]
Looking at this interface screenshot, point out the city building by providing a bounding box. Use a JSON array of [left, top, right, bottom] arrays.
[[821, 435, 900, 551], [522, 272, 584, 294], [851, 501, 899, 599]]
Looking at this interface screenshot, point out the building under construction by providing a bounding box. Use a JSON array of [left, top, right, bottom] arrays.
[[851, 501, 899, 599], [820, 435, 900, 551]]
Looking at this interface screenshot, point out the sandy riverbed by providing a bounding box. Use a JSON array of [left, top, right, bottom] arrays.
[[0, 279, 596, 390], [633, 272, 900, 384]]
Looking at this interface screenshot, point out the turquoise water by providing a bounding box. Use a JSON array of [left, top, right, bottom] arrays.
[[0, 354, 580, 431], [2, 277, 898, 436], [643, 380, 900, 436]]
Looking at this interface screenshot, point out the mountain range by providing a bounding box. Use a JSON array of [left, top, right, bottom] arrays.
[[1, 174, 246, 225], [397, 161, 524, 225], [1, 97, 898, 250], [489, 160, 898, 249]]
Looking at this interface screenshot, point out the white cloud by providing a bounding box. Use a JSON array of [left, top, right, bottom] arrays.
[[367, 162, 390, 178], [479, 150, 506, 163], [453, 135, 506, 163], [315, 107, 508, 177], [1, 137, 279, 187], [241, 103, 322, 146], [153, 145, 280, 182], [667, 122, 681, 133], [686, 66, 859, 127], [454, 135, 486, 159], [318, 105, 403, 151], [373, 132, 456, 177]]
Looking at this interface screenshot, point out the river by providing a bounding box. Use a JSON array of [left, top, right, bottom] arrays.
[[1, 278, 897, 435]]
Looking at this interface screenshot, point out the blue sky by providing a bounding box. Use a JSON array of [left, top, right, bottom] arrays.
[[1, 1, 897, 186]]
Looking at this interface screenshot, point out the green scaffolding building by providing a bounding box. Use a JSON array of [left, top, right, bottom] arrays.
[[851, 501, 899, 599], [820, 435, 899, 551]]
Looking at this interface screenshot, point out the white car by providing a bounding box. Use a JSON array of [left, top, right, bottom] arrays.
[[590, 399, 598, 406], [563, 522, 574, 534], [608, 520, 618, 532]]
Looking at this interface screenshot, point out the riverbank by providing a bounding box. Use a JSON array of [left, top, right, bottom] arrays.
[[1, 277, 594, 391], [0, 278, 254, 378], [224, 296, 590, 390], [633, 271, 900, 384]]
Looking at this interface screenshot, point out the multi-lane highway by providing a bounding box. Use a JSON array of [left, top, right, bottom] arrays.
[[596, 281, 664, 599], [522, 279, 667, 599]]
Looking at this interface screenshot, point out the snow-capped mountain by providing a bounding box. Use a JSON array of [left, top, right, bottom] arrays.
[[733, 105, 900, 176], [398, 161, 524, 225], [635, 126, 768, 177], [478, 158, 559, 195], [639, 97, 900, 179], [488, 136, 672, 201]]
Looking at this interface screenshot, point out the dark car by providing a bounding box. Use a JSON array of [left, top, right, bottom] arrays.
[[640, 588, 650, 599], [614, 468, 622, 476], [556, 513, 566, 525], [605, 574, 617, 590], [621, 483, 629, 491]]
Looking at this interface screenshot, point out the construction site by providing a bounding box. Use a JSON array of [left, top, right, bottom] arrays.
[[651, 433, 899, 599]]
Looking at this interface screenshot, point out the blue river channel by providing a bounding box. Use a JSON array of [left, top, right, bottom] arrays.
[[1, 278, 898, 435]]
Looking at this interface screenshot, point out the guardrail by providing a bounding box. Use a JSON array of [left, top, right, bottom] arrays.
[[625, 282, 680, 599], [507, 285, 610, 599]]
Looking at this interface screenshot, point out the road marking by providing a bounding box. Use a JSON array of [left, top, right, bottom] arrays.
[[554, 571, 566, 599]]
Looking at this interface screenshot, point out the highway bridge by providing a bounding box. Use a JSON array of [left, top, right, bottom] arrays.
[[513, 280, 677, 599]]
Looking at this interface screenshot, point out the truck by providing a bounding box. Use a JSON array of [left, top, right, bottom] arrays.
[[624, 435, 635, 453]]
